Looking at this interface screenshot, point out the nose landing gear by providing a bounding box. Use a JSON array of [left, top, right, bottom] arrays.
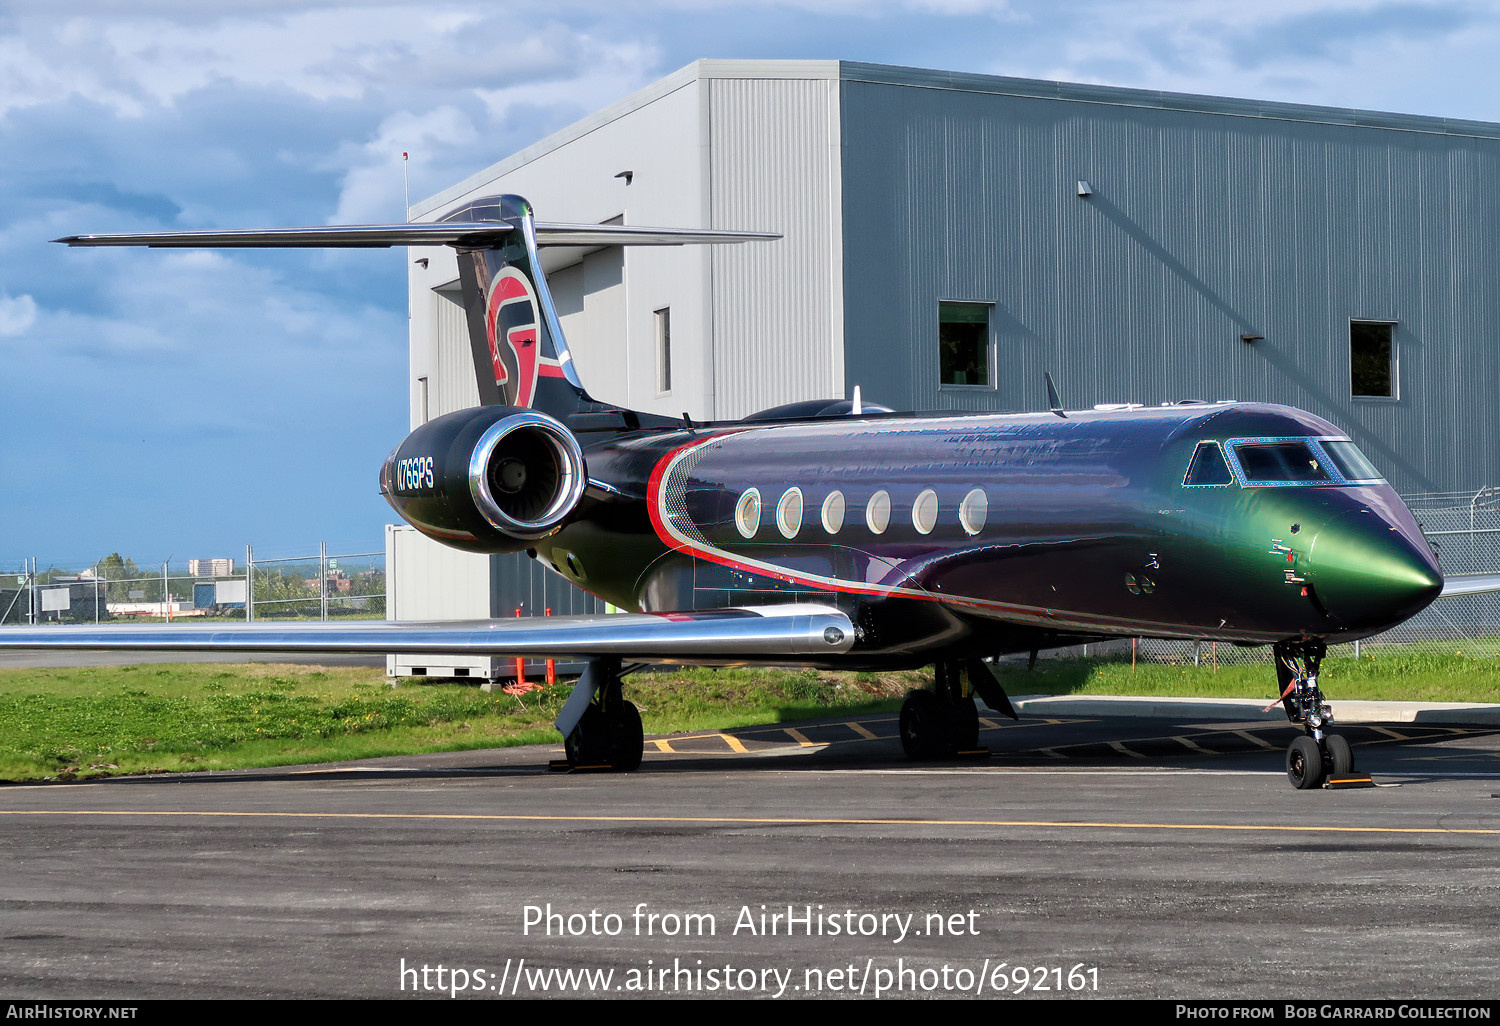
[[1273, 638, 1364, 789]]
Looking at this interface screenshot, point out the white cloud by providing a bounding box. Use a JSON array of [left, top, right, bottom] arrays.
[[0, 293, 36, 336], [1003, 1, 1500, 121]]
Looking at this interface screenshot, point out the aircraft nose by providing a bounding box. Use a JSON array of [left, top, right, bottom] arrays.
[[1306, 509, 1442, 630]]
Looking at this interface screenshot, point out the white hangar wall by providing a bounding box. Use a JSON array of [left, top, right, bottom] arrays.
[[391, 63, 847, 661], [408, 61, 845, 425]]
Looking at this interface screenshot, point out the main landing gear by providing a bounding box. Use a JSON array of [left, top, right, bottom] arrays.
[[1273, 638, 1359, 790], [553, 657, 644, 772], [899, 658, 1016, 761]]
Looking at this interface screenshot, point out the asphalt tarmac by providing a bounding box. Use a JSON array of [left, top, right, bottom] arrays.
[[3, 698, 1500, 1001]]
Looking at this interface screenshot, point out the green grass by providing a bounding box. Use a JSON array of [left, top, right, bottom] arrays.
[[2, 649, 1497, 783], [0, 663, 920, 782], [998, 650, 1500, 704]]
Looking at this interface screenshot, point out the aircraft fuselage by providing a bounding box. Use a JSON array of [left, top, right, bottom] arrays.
[[533, 401, 1440, 666]]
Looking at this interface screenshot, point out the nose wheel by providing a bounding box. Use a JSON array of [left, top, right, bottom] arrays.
[[1273, 639, 1362, 789]]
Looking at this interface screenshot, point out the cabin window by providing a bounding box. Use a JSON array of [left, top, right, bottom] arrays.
[[1233, 442, 1330, 484], [866, 490, 891, 534], [912, 489, 939, 534], [734, 488, 761, 539], [1183, 442, 1233, 486], [655, 308, 672, 394], [959, 488, 988, 535], [939, 302, 991, 387], [821, 491, 846, 534], [776, 488, 803, 539], [1350, 321, 1396, 399]]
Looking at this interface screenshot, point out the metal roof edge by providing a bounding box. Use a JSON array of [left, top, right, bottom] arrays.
[[833, 61, 1500, 141], [413, 59, 1500, 218], [410, 63, 704, 219], [411, 61, 853, 219]]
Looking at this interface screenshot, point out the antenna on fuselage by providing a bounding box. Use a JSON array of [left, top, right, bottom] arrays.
[[1044, 372, 1067, 419]]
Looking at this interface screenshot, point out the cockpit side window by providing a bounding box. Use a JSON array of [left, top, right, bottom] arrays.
[[1233, 442, 1330, 483], [1183, 442, 1233, 486], [1321, 440, 1384, 483]]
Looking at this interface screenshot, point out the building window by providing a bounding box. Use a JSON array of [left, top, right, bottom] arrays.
[[655, 307, 671, 394], [939, 302, 991, 387], [1350, 321, 1396, 399]]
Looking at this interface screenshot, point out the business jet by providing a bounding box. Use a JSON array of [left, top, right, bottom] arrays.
[[4, 194, 1486, 790]]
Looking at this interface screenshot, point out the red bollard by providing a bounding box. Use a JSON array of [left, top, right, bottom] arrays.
[[514, 607, 525, 687], [545, 607, 556, 686]]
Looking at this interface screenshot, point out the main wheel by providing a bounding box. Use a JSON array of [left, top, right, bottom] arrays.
[[1324, 733, 1354, 777], [899, 690, 948, 760], [950, 696, 980, 751], [609, 700, 644, 772], [1286, 735, 1325, 790], [565, 705, 608, 768]]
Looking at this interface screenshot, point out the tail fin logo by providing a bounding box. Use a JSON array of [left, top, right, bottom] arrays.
[[484, 267, 540, 408]]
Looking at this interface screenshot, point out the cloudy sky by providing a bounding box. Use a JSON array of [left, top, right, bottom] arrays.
[[3, 0, 1498, 569]]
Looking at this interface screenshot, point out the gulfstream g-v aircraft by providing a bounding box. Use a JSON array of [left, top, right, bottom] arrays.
[[3, 194, 1484, 790]]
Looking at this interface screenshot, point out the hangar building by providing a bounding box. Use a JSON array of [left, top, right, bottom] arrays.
[[388, 59, 1500, 678]]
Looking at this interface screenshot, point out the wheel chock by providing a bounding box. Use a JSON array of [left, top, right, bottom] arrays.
[[954, 747, 991, 761], [1323, 773, 1375, 789]]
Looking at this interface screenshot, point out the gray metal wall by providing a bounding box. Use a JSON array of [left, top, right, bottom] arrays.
[[839, 74, 1500, 495]]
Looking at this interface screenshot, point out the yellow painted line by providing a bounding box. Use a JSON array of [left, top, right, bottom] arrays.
[[1174, 736, 1211, 753], [1232, 730, 1279, 750], [719, 733, 749, 754], [1036, 748, 1066, 760], [979, 717, 1001, 729], [784, 728, 817, 748], [1, 808, 1499, 837], [1371, 727, 1412, 740], [649, 739, 677, 754], [1107, 741, 1146, 759], [845, 721, 878, 741]]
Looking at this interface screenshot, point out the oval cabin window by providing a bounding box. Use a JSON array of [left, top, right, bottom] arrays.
[[777, 488, 803, 539], [735, 488, 761, 539], [821, 490, 845, 534]]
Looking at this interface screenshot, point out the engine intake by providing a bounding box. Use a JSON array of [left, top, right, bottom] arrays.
[[381, 406, 587, 553], [468, 411, 586, 537]]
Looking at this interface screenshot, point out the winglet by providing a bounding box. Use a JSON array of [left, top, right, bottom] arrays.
[[1044, 372, 1067, 419]]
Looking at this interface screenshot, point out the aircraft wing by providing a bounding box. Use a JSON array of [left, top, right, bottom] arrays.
[[0, 605, 854, 663], [53, 223, 779, 249], [1437, 573, 1500, 598]]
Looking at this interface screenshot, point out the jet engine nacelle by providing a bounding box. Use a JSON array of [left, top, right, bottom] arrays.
[[380, 406, 587, 554]]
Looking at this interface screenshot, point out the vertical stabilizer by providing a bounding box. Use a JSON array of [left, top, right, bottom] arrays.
[[441, 195, 596, 418]]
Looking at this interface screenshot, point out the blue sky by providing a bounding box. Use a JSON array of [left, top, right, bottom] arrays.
[[2, 0, 1497, 567]]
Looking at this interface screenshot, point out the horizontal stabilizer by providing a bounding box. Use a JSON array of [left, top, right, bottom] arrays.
[[54, 223, 779, 249], [1437, 573, 1500, 598], [0, 605, 853, 663]]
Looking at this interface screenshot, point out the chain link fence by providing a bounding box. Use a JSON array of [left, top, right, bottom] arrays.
[[4, 489, 1498, 658], [0, 545, 384, 625]]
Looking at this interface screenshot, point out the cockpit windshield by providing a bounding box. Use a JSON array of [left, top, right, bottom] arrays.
[[1184, 436, 1387, 488], [1233, 442, 1329, 483]]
